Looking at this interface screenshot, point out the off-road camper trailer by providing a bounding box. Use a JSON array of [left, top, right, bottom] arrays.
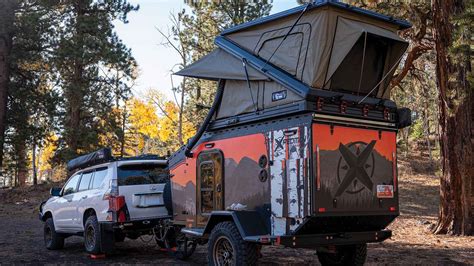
[[163, 1, 412, 264]]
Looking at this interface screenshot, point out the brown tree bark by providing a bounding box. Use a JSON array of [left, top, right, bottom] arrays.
[[65, 1, 87, 154], [32, 142, 37, 186], [16, 142, 27, 187], [432, 0, 473, 235], [0, 0, 17, 172]]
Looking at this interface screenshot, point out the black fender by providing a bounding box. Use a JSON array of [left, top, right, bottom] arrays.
[[203, 211, 270, 240]]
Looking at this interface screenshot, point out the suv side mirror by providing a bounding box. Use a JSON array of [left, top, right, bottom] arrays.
[[397, 108, 412, 129], [50, 187, 62, 197]]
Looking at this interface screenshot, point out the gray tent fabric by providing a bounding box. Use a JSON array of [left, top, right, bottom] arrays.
[[176, 4, 409, 120], [174, 48, 268, 81], [254, 24, 312, 79], [325, 17, 408, 93], [225, 6, 408, 97], [216, 80, 304, 119]]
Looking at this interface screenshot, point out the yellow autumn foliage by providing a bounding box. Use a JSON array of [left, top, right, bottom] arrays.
[[128, 98, 160, 139], [38, 134, 58, 172], [127, 94, 195, 154]]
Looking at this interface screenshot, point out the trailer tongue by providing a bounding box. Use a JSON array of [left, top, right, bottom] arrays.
[[165, 1, 412, 265]]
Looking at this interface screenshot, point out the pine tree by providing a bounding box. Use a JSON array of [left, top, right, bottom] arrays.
[[2, 0, 59, 186], [0, 0, 17, 176], [52, 0, 138, 161]]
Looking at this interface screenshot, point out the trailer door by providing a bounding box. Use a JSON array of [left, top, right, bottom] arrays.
[[197, 150, 224, 226]]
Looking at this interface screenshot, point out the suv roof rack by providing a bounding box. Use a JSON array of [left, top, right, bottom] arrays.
[[117, 154, 167, 161]]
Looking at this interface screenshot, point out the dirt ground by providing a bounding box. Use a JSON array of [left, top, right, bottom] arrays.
[[0, 154, 472, 265]]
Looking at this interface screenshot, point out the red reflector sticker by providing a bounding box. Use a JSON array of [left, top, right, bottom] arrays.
[[377, 185, 394, 198], [318, 207, 326, 213], [389, 206, 396, 212]]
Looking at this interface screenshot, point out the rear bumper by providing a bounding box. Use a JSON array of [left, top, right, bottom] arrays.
[[244, 229, 391, 248], [100, 216, 170, 232], [277, 229, 391, 248]]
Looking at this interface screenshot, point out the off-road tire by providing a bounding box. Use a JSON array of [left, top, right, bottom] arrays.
[[208, 221, 258, 266], [317, 244, 367, 266], [84, 215, 101, 254], [44, 218, 64, 250]]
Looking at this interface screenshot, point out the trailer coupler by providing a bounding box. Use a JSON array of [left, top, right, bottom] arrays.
[[244, 229, 391, 248]]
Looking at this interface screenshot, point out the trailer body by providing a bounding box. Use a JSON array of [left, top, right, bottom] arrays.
[[165, 1, 412, 263]]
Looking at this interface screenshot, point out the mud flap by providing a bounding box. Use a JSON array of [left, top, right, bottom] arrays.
[[99, 223, 115, 254]]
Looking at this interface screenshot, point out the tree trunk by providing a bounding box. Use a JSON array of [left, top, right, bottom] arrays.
[[432, 0, 474, 235], [65, 1, 87, 155], [32, 142, 37, 186], [0, 0, 16, 173], [16, 142, 28, 187], [178, 77, 186, 146], [120, 105, 127, 157]]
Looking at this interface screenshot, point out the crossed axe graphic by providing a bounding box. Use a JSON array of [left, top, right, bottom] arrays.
[[335, 140, 377, 196]]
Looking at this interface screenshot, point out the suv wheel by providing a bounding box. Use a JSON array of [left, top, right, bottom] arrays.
[[317, 244, 367, 266], [208, 222, 258, 266], [84, 215, 101, 254], [44, 217, 64, 250]]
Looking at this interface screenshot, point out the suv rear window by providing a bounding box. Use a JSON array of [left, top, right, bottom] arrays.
[[117, 164, 168, 186]]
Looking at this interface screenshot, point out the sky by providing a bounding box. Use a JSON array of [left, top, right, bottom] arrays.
[[113, 0, 298, 100]]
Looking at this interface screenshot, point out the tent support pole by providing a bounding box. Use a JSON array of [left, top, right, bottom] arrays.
[[242, 58, 258, 112], [357, 32, 368, 95]]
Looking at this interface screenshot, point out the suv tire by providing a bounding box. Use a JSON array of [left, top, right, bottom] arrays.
[[44, 217, 64, 250], [84, 215, 101, 254], [208, 221, 258, 266], [317, 244, 367, 266]]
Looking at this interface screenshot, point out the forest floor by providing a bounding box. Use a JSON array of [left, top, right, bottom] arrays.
[[0, 153, 472, 265]]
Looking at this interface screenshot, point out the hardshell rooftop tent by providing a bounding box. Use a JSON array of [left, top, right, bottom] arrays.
[[175, 0, 410, 121]]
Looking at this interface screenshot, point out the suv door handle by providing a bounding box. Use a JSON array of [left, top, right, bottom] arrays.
[[82, 195, 88, 199]]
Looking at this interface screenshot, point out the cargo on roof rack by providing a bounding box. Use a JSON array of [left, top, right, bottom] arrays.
[[66, 148, 114, 172]]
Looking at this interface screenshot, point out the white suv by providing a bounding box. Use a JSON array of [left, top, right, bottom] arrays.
[[39, 149, 171, 254]]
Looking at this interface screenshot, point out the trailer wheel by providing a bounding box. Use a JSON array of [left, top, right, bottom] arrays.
[[208, 221, 258, 266], [317, 244, 367, 266]]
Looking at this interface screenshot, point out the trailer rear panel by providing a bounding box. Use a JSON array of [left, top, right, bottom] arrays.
[[312, 122, 398, 215]]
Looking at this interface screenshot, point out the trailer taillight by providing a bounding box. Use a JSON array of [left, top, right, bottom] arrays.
[[318, 207, 326, 213], [389, 206, 396, 212]]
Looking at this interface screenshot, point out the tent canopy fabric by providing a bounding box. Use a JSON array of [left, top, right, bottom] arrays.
[[174, 2, 410, 118], [223, 5, 408, 97], [174, 48, 268, 81]]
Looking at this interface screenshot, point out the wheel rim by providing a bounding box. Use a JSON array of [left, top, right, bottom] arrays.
[[85, 225, 95, 251], [44, 226, 52, 246], [213, 236, 235, 266]]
